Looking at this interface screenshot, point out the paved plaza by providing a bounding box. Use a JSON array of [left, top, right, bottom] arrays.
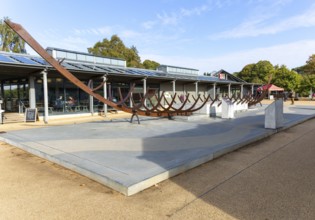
[[0, 104, 315, 195]]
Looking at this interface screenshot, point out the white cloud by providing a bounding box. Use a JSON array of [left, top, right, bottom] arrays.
[[141, 40, 315, 73], [120, 30, 141, 39], [180, 4, 209, 16], [142, 3, 212, 29], [157, 12, 180, 25], [142, 20, 157, 30], [212, 2, 315, 39], [73, 26, 113, 36]]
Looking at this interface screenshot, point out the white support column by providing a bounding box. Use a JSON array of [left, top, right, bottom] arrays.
[[41, 70, 49, 124], [143, 78, 147, 106], [213, 83, 216, 98], [172, 80, 176, 94], [29, 75, 36, 108], [228, 83, 231, 98], [240, 84, 244, 98], [89, 80, 94, 115], [251, 84, 254, 95], [103, 76, 107, 116]]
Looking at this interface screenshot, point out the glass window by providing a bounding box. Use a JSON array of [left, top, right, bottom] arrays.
[[103, 58, 111, 64], [111, 59, 118, 66], [117, 60, 125, 67], [56, 51, 66, 59], [95, 57, 103, 63], [66, 52, 77, 60], [86, 56, 94, 62], [77, 54, 86, 61]]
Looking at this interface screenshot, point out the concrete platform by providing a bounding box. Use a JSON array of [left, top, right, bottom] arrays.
[[0, 104, 314, 196]]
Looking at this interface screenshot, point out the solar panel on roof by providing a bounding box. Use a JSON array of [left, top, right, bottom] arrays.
[[95, 65, 119, 73], [81, 64, 99, 71], [154, 72, 167, 77], [61, 62, 80, 70], [0, 54, 16, 63], [10, 55, 39, 65], [94, 65, 108, 71], [125, 70, 137, 75], [65, 62, 83, 70], [31, 57, 48, 65], [107, 67, 125, 73], [127, 69, 142, 75], [144, 71, 156, 76], [75, 64, 98, 71], [136, 70, 147, 75]]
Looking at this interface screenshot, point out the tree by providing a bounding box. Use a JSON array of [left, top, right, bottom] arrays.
[[0, 17, 26, 53], [235, 63, 255, 82], [88, 35, 142, 68], [143, 59, 160, 70], [125, 46, 143, 68], [296, 54, 315, 97], [236, 61, 274, 83], [272, 65, 301, 91]]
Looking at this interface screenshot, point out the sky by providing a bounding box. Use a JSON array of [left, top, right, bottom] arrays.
[[1, 0, 315, 74]]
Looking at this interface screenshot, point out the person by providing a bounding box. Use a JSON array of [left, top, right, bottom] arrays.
[[68, 96, 75, 107], [179, 94, 185, 103], [54, 96, 64, 111], [289, 91, 294, 105], [283, 92, 287, 102]]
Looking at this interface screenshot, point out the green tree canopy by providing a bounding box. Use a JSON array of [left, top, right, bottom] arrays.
[[235, 60, 274, 83], [294, 54, 315, 96], [88, 35, 143, 68], [143, 59, 160, 70], [0, 17, 26, 53], [271, 65, 301, 91]]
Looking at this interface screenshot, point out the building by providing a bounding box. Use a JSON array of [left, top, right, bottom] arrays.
[[0, 47, 256, 121]]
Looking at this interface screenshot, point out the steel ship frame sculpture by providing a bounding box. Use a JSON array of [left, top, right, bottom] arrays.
[[4, 20, 267, 122]]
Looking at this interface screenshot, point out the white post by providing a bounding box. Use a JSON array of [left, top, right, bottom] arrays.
[[29, 75, 36, 108], [41, 70, 49, 123], [195, 81, 199, 96], [251, 84, 254, 95], [228, 83, 231, 98], [213, 83, 216, 98], [240, 84, 244, 98]]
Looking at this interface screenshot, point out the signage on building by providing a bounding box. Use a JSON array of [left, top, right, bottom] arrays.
[[219, 73, 226, 79]]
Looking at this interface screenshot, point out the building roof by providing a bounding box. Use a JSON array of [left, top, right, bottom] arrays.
[[0, 50, 247, 85], [257, 84, 284, 91], [212, 69, 247, 83]]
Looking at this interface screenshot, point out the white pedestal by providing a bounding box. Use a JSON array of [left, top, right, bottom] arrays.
[[210, 101, 222, 117], [222, 99, 234, 119], [265, 99, 284, 129]]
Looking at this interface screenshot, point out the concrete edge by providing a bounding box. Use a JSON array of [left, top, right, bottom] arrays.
[[0, 137, 129, 195], [128, 114, 315, 196], [127, 153, 214, 196], [1, 113, 315, 196]]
